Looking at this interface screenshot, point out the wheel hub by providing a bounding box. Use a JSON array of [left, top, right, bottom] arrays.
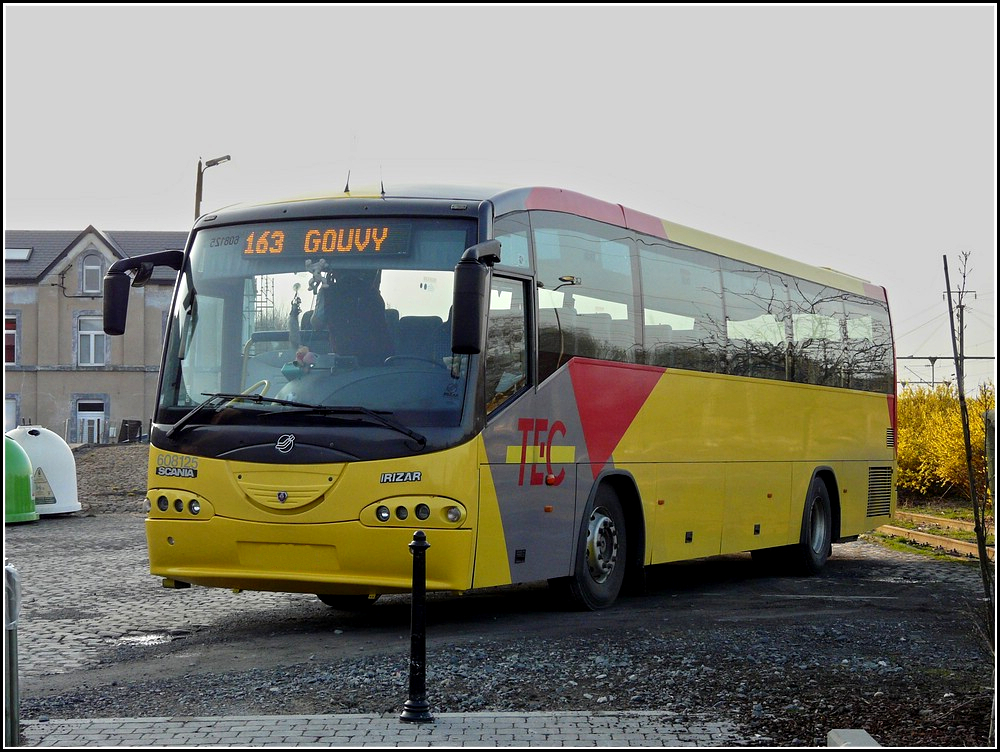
[[809, 496, 830, 554], [586, 507, 619, 583]]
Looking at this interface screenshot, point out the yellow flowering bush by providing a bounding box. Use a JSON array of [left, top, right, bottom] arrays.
[[897, 381, 995, 502]]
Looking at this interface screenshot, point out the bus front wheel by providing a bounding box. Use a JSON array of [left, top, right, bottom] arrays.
[[565, 486, 627, 610]]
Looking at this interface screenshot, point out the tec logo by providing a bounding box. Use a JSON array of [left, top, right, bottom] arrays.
[[512, 417, 576, 487]]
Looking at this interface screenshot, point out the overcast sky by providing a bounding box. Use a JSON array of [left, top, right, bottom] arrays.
[[4, 4, 996, 391]]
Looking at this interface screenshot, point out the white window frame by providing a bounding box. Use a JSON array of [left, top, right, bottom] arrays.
[[5, 397, 18, 432], [78, 315, 106, 366], [82, 254, 104, 294]]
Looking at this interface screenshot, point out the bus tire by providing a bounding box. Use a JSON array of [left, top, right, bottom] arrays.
[[317, 594, 379, 611], [566, 485, 627, 610], [794, 477, 833, 575]]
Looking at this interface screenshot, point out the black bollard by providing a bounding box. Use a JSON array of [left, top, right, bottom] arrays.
[[399, 530, 434, 723]]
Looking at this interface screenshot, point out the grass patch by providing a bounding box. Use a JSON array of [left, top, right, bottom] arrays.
[[862, 531, 984, 565], [886, 517, 995, 546]]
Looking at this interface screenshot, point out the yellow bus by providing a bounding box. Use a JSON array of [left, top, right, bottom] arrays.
[[104, 185, 896, 610]]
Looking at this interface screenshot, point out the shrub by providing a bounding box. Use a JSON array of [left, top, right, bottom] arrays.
[[896, 381, 995, 502]]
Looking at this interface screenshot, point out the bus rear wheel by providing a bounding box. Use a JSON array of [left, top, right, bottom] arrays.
[[796, 477, 833, 574], [565, 486, 627, 610]]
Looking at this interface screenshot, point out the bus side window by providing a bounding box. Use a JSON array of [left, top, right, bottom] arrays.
[[842, 295, 893, 393], [639, 241, 725, 374], [788, 280, 846, 387], [532, 211, 638, 380], [721, 261, 789, 382], [486, 277, 529, 414]]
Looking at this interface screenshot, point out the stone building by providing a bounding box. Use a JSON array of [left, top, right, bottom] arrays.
[[5, 227, 186, 441]]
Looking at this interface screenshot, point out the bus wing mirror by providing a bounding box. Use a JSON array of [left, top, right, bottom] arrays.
[[451, 240, 501, 355], [103, 272, 132, 335], [103, 250, 184, 335]]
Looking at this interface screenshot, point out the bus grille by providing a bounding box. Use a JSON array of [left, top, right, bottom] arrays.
[[886, 428, 896, 447], [867, 466, 894, 517]]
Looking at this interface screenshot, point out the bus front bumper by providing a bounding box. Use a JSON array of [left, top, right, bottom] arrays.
[[145, 517, 475, 595]]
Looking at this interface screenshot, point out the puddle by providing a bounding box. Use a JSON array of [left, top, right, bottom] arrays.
[[116, 633, 172, 646]]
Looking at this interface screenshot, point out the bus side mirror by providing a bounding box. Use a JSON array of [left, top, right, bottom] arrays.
[[451, 240, 501, 355], [103, 250, 184, 336], [103, 272, 132, 335]]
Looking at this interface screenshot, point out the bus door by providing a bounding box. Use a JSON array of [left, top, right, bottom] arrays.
[[477, 275, 580, 586]]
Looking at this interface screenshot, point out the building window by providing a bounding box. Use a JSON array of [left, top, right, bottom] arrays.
[[4, 397, 18, 432], [82, 254, 104, 294], [4, 316, 17, 365], [78, 316, 106, 366]]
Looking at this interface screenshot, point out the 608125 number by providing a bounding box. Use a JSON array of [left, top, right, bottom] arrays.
[[156, 453, 198, 469]]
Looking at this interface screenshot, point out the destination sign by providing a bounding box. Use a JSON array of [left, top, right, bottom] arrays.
[[240, 224, 408, 257], [193, 217, 475, 274]]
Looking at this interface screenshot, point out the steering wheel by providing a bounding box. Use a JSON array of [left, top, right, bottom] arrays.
[[383, 355, 449, 370], [224, 379, 270, 407]]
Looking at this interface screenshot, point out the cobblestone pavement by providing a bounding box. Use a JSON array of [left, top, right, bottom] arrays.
[[18, 711, 746, 747]]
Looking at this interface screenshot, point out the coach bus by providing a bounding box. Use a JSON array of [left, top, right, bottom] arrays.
[[104, 185, 896, 610]]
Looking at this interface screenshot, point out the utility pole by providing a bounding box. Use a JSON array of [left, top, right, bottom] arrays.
[[899, 281, 989, 391], [943, 282, 977, 393]]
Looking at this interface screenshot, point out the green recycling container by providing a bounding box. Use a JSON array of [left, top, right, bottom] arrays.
[[4, 436, 38, 524]]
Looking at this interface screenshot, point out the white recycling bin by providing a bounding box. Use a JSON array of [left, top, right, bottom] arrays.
[[4, 426, 82, 515]]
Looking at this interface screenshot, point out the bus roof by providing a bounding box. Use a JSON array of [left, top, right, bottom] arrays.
[[208, 184, 886, 301]]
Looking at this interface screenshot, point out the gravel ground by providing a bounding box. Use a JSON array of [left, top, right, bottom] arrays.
[[15, 443, 998, 747], [72, 442, 151, 515]]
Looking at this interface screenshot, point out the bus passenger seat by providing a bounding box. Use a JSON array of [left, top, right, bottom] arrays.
[[396, 315, 444, 359]]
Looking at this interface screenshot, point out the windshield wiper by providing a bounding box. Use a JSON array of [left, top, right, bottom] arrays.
[[277, 404, 427, 449], [165, 392, 427, 449], [165, 392, 255, 439]]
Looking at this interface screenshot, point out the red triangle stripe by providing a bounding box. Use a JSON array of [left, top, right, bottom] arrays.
[[568, 359, 662, 479]]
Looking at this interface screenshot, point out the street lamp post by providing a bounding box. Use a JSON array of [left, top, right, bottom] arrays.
[[194, 154, 231, 220]]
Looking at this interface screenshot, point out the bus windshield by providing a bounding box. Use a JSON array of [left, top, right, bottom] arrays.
[[158, 216, 477, 429]]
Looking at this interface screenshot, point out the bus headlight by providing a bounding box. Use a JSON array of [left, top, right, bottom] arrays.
[[157, 496, 169, 512], [362, 498, 465, 527], [188, 499, 201, 515]]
